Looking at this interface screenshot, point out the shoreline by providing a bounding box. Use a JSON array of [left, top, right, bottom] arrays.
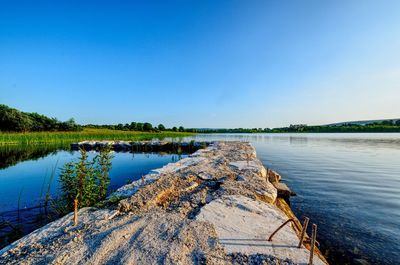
[[0, 141, 328, 264], [0, 129, 195, 146]]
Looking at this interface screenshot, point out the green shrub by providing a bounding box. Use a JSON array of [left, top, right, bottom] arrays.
[[59, 146, 113, 212]]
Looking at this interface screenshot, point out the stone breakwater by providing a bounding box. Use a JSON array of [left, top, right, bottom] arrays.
[[0, 141, 328, 265], [71, 140, 210, 153]]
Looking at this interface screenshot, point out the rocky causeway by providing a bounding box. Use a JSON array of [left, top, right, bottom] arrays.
[[0, 141, 328, 265]]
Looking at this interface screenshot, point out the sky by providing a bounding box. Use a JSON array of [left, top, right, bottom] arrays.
[[1, 0, 399, 128]]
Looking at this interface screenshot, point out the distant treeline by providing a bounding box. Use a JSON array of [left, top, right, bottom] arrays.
[[269, 121, 400, 133], [198, 120, 400, 133], [84, 123, 197, 133], [197, 128, 268, 133], [0, 104, 81, 132], [2, 104, 399, 133], [0, 104, 194, 133]]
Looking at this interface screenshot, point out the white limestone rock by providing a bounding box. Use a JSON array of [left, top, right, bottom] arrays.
[[196, 195, 326, 265]]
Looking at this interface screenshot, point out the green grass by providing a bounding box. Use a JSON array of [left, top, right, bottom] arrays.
[[0, 128, 196, 145]]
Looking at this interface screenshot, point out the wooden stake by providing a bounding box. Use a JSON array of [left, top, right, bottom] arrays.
[[297, 217, 310, 248], [74, 199, 78, 226], [309, 224, 317, 265]]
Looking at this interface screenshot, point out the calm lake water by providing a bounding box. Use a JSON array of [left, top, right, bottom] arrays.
[[1, 133, 400, 265], [0, 151, 184, 212]]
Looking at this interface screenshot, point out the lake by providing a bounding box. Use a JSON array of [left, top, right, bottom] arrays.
[[0, 144, 184, 247], [1, 133, 400, 265]]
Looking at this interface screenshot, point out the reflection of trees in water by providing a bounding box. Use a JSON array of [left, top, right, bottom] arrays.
[[0, 143, 70, 170]]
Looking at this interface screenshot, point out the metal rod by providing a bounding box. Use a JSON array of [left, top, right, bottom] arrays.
[[297, 217, 310, 248], [309, 224, 317, 265], [268, 218, 294, 241], [74, 199, 78, 226]]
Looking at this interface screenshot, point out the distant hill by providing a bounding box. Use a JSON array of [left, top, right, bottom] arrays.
[[327, 118, 400, 126], [270, 119, 400, 133]]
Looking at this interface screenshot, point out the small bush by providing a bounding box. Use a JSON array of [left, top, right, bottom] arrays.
[[58, 146, 113, 212]]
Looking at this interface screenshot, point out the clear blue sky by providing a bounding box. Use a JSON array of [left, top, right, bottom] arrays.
[[1, 0, 399, 128]]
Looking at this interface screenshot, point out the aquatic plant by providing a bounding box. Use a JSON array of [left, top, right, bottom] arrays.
[[94, 145, 113, 200], [16, 188, 23, 231], [58, 146, 113, 213], [0, 188, 26, 247], [44, 161, 58, 216]]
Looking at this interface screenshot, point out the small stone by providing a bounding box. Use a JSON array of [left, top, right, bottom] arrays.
[[236, 175, 245, 181], [197, 172, 213, 180]]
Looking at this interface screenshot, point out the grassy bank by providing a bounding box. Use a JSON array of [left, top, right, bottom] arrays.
[[0, 128, 195, 145]]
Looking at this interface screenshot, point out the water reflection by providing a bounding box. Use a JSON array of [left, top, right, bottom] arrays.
[[0, 143, 69, 170]]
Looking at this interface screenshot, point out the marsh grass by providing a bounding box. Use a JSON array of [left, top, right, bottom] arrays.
[[0, 128, 195, 145], [16, 188, 23, 231], [44, 161, 58, 217], [0, 188, 25, 247], [1, 164, 60, 248]]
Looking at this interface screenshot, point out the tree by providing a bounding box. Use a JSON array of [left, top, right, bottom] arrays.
[[172, 126, 178, 132], [143, 122, 153, 131], [382, 120, 393, 125], [59, 118, 81, 131], [0, 104, 82, 132], [28, 112, 50, 131], [178, 126, 185, 132], [129, 122, 137, 131], [0, 105, 33, 132], [158, 124, 166, 131], [396, 120, 400, 126], [136, 123, 144, 131]]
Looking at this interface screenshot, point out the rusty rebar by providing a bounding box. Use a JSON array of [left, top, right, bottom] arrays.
[[297, 217, 310, 248], [268, 218, 294, 241], [73, 199, 78, 226], [309, 224, 317, 265]]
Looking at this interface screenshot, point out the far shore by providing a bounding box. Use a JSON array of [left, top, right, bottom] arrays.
[[0, 128, 195, 145]]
